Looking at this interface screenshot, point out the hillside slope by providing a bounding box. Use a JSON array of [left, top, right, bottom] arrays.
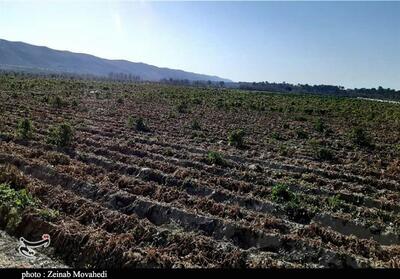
[[0, 39, 230, 82]]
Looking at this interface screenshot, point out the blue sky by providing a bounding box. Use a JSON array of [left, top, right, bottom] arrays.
[[0, 1, 399, 89]]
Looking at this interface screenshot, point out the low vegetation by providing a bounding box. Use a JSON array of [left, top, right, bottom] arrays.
[[228, 129, 245, 148], [0, 75, 399, 268], [0, 164, 27, 190], [314, 147, 334, 161], [128, 116, 149, 132], [271, 183, 296, 204], [349, 127, 372, 147], [190, 119, 201, 130], [327, 195, 343, 210], [296, 129, 308, 139], [314, 118, 325, 133], [0, 183, 37, 231], [176, 101, 189, 113], [47, 122, 74, 147], [206, 151, 227, 166], [16, 118, 33, 140], [49, 95, 65, 108]]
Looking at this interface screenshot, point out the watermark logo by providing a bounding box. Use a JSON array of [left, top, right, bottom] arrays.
[[18, 234, 51, 259]]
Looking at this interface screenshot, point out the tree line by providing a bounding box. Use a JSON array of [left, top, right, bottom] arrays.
[[237, 81, 400, 101]]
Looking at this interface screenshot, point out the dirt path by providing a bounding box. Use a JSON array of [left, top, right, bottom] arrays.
[[0, 230, 67, 268], [356, 97, 400, 104]]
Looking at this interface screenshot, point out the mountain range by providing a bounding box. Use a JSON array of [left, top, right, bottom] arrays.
[[0, 39, 230, 82]]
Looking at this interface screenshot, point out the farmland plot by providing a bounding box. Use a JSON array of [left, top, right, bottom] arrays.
[[0, 76, 399, 268]]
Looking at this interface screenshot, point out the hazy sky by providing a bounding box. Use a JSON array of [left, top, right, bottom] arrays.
[[0, 1, 399, 89]]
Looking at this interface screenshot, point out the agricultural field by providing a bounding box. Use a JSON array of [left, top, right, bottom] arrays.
[[0, 76, 399, 268]]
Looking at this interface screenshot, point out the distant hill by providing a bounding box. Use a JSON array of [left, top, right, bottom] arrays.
[[0, 39, 230, 82]]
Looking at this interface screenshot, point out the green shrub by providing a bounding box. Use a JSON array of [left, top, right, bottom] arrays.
[[45, 152, 70, 165], [314, 118, 325, 133], [38, 208, 60, 221], [176, 101, 189, 113], [285, 200, 311, 224], [271, 183, 296, 203], [127, 116, 135, 128], [228, 129, 245, 148], [304, 108, 314, 115], [327, 195, 343, 210], [296, 129, 308, 139], [49, 96, 64, 108], [314, 147, 334, 161], [395, 144, 400, 155], [167, 111, 177, 119], [127, 115, 149, 132], [0, 183, 37, 231], [0, 165, 27, 190], [349, 127, 372, 147], [0, 183, 36, 209], [279, 146, 289, 156], [16, 118, 33, 140], [135, 117, 149, 132], [191, 119, 201, 130], [41, 96, 49, 103], [163, 148, 174, 157], [47, 122, 74, 147], [206, 151, 227, 167], [271, 132, 283, 140], [294, 116, 307, 122]]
